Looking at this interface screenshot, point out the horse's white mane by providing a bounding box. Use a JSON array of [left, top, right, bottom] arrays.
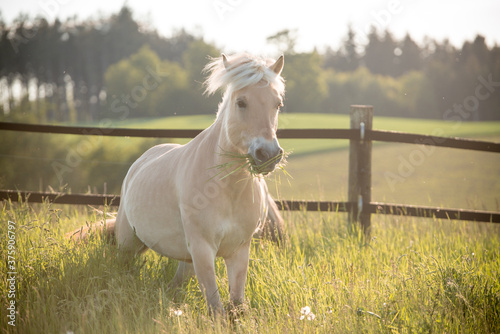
[[203, 53, 285, 97]]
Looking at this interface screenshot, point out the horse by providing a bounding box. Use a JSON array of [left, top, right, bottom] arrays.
[[71, 53, 286, 314]]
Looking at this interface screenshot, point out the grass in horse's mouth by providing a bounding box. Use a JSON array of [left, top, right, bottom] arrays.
[[211, 150, 291, 180]]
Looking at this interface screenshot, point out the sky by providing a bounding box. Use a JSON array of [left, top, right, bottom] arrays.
[[1, 0, 500, 56]]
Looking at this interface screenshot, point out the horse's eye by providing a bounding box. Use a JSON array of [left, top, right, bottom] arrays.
[[236, 100, 247, 109]]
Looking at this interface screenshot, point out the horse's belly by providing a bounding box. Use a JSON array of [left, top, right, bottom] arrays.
[[122, 151, 191, 260], [126, 200, 191, 259]]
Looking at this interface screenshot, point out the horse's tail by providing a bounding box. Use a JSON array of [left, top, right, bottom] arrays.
[[66, 218, 116, 243], [258, 193, 286, 245]]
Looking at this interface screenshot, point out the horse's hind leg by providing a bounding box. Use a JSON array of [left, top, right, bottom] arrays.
[[168, 261, 195, 289], [114, 208, 148, 259]]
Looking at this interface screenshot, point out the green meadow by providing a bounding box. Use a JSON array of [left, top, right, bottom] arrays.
[[1, 201, 499, 333], [1, 114, 500, 333]]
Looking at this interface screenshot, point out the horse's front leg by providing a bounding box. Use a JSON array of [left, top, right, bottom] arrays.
[[189, 238, 223, 314], [224, 242, 251, 305]]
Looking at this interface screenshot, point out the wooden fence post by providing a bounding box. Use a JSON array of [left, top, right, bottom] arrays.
[[348, 105, 373, 234]]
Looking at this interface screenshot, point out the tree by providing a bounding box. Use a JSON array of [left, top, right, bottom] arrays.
[[363, 28, 398, 76], [282, 51, 328, 113], [325, 25, 360, 72], [151, 29, 196, 63], [1, 6, 499, 122], [456, 35, 498, 120], [105, 45, 161, 118], [182, 39, 220, 90], [104, 44, 195, 118], [398, 34, 422, 75], [181, 39, 220, 114], [267, 29, 298, 55]]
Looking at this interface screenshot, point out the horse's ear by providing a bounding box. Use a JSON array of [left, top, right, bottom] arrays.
[[222, 54, 229, 69], [269, 55, 284, 75]]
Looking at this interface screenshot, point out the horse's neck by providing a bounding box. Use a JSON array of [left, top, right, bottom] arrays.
[[202, 102, 253, 183], [213, 103, 241, 156]]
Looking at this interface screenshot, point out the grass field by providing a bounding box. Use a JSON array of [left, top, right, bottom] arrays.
[[1, 114, 500, 333], [1, 200, 500, 333]]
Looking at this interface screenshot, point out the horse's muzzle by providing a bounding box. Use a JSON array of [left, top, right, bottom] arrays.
[[248, 138, 284, 175]]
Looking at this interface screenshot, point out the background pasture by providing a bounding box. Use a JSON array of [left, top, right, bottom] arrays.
[[1, 113, 499, 332], [2, 113, 499, 210]]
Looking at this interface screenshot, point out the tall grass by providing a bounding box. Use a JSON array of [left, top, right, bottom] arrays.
[[1, 200, 499, 333]]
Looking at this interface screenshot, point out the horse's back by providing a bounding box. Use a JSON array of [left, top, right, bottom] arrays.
[[123, 143, 181, 188]]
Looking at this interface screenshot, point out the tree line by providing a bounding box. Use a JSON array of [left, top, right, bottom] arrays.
[[1, 6, 499, 123]]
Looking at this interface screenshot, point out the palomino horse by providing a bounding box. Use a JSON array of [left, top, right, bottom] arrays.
[[74, 53, 286, 314]]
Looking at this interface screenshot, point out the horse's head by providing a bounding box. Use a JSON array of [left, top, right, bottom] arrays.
[[205, 53, 286, 175]]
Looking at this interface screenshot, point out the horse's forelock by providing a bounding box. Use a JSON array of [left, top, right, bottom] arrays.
[[203, 54, 285, 97]]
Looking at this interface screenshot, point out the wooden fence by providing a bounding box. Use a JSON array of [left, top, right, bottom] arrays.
[[1, 105, 500, 230]]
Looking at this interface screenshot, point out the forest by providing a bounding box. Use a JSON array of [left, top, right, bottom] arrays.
[[1, 6, 499, 123]]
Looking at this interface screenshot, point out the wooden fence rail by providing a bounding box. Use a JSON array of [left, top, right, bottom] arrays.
[[1, 121, 499, 152], [1, 106, 499, 229], [1, 190, 498, 223]]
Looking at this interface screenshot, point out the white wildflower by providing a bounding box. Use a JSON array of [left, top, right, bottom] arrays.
[[170, 308, 183, 316], [300, 306, 315, 320], [301, 306, 311, 315]]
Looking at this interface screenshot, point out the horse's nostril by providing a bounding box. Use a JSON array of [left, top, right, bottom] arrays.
[[255, 148, 269, 163]]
